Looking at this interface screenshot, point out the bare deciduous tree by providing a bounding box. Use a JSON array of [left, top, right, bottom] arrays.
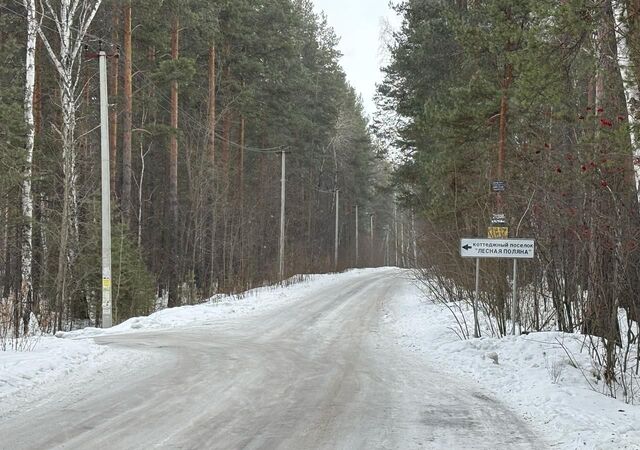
[[37, 0, 102, 330]]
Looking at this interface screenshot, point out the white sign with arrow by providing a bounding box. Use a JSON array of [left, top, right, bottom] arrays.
[[460, 237, 536, 338], [460, 238, 535, 259]]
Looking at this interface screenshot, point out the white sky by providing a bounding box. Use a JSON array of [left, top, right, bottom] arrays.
[[312, 0, 401, 118]]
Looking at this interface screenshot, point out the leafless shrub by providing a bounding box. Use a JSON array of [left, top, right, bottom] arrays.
[[0, 296, 39, 352], [544, 352, 564, 384], [0, 297, 9, 351]]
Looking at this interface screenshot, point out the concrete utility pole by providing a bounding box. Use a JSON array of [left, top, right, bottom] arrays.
[[394, 203, 398, 267], [369, 213, 374, 265], [355, 204, 359, 266], [279, 151, 286, 280], [384, 227, 390, 266], [99, 50, 112, 328], [411, 211, 418, 267], [400, 222, 404, 268], [334, 189, 339, 271]]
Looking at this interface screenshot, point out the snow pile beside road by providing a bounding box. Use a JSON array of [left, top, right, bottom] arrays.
[[0, 336, 141, 416], [60, 269, 378, 339], [0, 337, 101, 398], [387, 277, 640, 450]]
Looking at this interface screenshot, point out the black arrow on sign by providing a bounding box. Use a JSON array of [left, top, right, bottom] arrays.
[[462, 244, 472, 250]]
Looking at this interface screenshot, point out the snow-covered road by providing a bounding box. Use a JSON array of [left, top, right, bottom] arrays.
[[0, 268, 543, 449]]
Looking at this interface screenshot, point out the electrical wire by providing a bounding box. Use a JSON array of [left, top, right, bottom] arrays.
[[2, 0, 360, 200]]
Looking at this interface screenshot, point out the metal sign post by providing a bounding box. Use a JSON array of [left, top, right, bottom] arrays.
[[461, 238, 535, 336], [511, 259, 518, 335], [474, 258, 480, 338]]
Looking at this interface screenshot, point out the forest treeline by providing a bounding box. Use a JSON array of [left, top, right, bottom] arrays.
[[377, 0, 640, 393], [0, 0, 395, 336]]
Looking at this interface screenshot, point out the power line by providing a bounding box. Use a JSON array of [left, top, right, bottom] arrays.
[[126, 70, 286, 154], [4, 0, 356, 201]]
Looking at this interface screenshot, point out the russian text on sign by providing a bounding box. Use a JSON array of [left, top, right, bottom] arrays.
[[460, 238, 535, 259]]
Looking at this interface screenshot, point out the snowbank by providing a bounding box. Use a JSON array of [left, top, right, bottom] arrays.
[[0, 335, 145, 418], [387, 276, 640, 450], [59, 269, 376, 339]]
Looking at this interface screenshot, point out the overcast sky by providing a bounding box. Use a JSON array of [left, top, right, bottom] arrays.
[[312, 0, 401, 118]]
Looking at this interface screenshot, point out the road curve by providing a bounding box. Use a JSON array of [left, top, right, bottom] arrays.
[[0, 269, 543, 449]]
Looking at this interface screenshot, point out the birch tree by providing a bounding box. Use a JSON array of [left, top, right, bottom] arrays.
[[19, 0, 38, 336], [612, 0, 640, 199], [37, 0, 102, 330]]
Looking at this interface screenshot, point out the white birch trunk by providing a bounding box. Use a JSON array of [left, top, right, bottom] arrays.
[[20, 0, 38, 335], [612, 0, 640, 199], [39, 195, 48, 308], [37, 0, 102, 327]]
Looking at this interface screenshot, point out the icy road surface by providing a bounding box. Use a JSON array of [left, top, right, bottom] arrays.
[[0, 269, 543, 449]]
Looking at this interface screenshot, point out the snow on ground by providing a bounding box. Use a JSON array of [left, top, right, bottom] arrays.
[[0, 335, 147, 418], [386, 272, 640, 450], [3, 267, 639, 449]]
